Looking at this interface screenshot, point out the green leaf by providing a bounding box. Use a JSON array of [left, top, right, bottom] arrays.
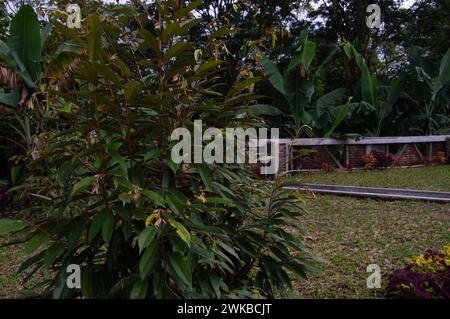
[[114, 58, 132, 78], [361, 63, 377, 106], [43, 244, 66, 267], [88, 211, 107, 242], [40, 23, 52, 49], [0, 219, 27, 236], [18, 250, 45, 273], [179, 19, 202, 35], [94, 63, 120, 86], [138, 227, 157, 254], [25, 233, 47, 253], [285, 260, 307, 279], [323, 98, 350, 138], [162, 22, 180, 43], [101, 212, 114, 244], [344, 43, 377, 107], [287, 30, 316, 73], [8, 5, 42, 81], [433, 48, 450, 101], [87, 14, 101, 62], [138, 29, 158, 53], [299, 40, 316, 72], [130, 280, 148, 299], [81, 268, 94, 298], [315, 47, 338, 78], [125, 81, 142, 104], [53, 267, 72, 298], [209, 271, 222, 297], [141, 189, 165, 207], [0, 89, 20, 107], [0, 39, 16, 67], [164, 157, 179, 173], [381, 76, 405, 119], [67, 218, 85, 250], [143, 149, 160, 162], [198, 166, 213, 191], [69, 176, 96, 199], [10, 165, 21, 185], [217, 241, 239, 259], [248, 104, 283, 116], [164, 41, 192, 62], [259, 52, 286, 97], [109, 275, 136, 296], [196, 60, 223, 76], [169, 220, 191, 247], [139, 240, 159, 279], [118, 192, 131, 205], [316, 88, 347, 117], [227, 77, 261, 97], [174, 0, 203, 19], [168, 253, 192, 287]]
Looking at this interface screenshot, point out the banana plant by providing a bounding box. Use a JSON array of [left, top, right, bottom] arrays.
[[0, 5, 49, 111], [343, 43, 405, 136], [257, 30, 349, 138], [403, 49, 450, 135]]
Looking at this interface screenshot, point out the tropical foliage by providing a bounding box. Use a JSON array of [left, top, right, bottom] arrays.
[[257, 30, 350, 138], [0, 1, 315, 299], [0, 0, 449, 300]]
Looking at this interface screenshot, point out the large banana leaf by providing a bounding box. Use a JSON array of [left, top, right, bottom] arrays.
[[259, 31, 347, 135], [7, 5, 42, 82], [299, 40, 316, 72], [316, 88, 347, 117], [0, 39, 36, 90], [433, 48, 450, 102], [315, 47, 338, 78], [287, 30, 316, 74], [259, 52, 286, 97], [344, 43, 377, 107], [0, 40, 16, 69], [379, 76, 406, 120], [323, 98, 351, 138]]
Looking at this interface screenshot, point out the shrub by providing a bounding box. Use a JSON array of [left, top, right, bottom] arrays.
[[372, 151, 396, 168], [0, 3, 314, 299], [362, 153, 376, 169], [386, 244, 450, 299], [362, 151, 395, 169], [434, 151, 447, 164]]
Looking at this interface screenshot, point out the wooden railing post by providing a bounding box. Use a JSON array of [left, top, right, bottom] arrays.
[[446, 138, 450, 161]]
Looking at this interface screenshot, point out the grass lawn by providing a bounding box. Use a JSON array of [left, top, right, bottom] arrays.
[[297, 165, 450, 192], [293, 165, 450, 298]]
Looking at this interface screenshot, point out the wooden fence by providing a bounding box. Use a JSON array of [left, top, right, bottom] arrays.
[[260, 135, 450, 174]]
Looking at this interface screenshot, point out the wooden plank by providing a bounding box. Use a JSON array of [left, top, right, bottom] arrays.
[[286, 183, 450, 203], [256, 135, 450, 146], [446, 138, 450, 159], [345, 145, 350, 166], [392, 144, 406, 166], [324, 146, 343, 169], [412, 143, 424, 160]]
